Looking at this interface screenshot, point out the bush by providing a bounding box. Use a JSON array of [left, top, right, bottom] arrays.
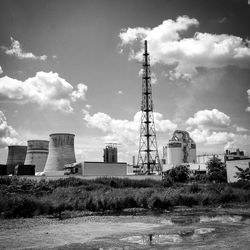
[[1, 176, 250, 218], [188, 182, 201, 193], [166, 165, 190, 183]]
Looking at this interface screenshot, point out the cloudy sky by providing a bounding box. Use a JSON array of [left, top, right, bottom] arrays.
[[0, 0, 250, 164]]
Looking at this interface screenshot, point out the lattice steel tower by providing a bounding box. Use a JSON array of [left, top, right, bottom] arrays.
[[137, 40, 161, 174]]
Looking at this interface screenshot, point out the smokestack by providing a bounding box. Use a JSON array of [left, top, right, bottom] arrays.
[[43, 133, 76, 172], [24, 140, 49, 172], [6, 145, 27, 175]]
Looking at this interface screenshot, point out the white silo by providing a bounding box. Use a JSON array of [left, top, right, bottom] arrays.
[[167, 141, 183, 165], [24, 140, 49, 172], [166, 130, 196, 165], [43, 133, 76, 174]]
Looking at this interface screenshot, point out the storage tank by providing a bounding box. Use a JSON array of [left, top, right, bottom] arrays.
[[24, 140, 49, 172], [6, 145, 27, 175], [166, 130, 196, 165], [43, 133, 76, 172], [167, 141, 183, 165]]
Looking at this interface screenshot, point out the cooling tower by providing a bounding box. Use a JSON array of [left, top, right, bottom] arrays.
[[6, 145, 27, 175], [24, 140, 49, 172], [43, 133, 76, 172]]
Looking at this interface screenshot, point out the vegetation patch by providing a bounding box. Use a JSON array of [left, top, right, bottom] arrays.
[[0, 175, 249, 219]]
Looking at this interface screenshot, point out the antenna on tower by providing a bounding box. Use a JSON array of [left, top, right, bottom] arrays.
[[137, 40, 161, 175]]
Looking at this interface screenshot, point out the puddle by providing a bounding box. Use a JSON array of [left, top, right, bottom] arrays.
[[171, 216, 200, 225], [200, 215, 242, 223], [120, 227, 215, 246]]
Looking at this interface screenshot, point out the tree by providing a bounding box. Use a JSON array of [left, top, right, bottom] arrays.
[[234, 166, 250, 181], [166, 165, 190, 183], [206, 156, 227, 183]]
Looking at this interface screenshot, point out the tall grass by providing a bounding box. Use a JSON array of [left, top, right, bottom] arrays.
[[0, 177, 249, 218]]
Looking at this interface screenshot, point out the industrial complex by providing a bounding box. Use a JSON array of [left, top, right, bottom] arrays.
[[0, 40, 249, 183]]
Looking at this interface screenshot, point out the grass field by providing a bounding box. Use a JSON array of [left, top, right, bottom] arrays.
[[0, 176, 249, 218]]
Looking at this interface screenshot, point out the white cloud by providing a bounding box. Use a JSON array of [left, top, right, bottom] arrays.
[[186, 109, 231, 129], [83, 110, 177, 146], [119, 16, 250, 79], [1, 37, 47, 60], [186, 109, 250, 151], [246, 89, 250, 112], [71, 83, 88, 101], [138, 69, 158, 84], [235, 126, 248, 133], [188, 127, 234, 146], [85, 104, 92, 109], [0, 66, 2, 74], [0, 110, 22, 148], [118, 90, 123, 94], [0, 71, 88, 113]]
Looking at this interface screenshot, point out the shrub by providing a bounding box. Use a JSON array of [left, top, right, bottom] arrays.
[[188, 182, 201, 193], [167, 165, 190, 183]]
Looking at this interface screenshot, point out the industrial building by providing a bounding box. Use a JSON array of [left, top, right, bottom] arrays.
[[43, 133, 76, 175], [224, 149, 249, 161], [163, 130, 196, 166], [6, 145, 27, 175], [81, 162, 127, 176], [103, 143, 118, 163], [14, 164, 35, 176], [24, 140, 49, 173]]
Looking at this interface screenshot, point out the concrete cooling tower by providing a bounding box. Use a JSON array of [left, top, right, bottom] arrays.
[[43, 133, 76, 173], [24, 140, 49, 172], [6, 145, 27, 175]]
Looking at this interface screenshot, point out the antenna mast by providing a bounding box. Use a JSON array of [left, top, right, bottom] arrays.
[[137, 40, 161, 174]]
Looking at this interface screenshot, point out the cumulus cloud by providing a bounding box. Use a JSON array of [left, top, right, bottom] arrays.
[[235, 126, 249, 133], [85, 104, 92, 109], [0, 110, 21, 148], [71, 83, 88, 101], [0, 71, 88, 112], [1, 37, 47, 60], [118, 90, 123, 94], [83, 110, 177, 145], [0, 66, 2, 74], [119, 16, 250, 79], [186, 109, 250, 151], [138, 69, 158, 84], [246, 89, 250, 112], [186, 109, 231, 129]]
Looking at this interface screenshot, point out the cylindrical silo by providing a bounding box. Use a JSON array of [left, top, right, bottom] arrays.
[[43, 133, 76, 173], [24, 140, 49, 172], [167, 141, 183, 165], [6, 145, 27, 175]]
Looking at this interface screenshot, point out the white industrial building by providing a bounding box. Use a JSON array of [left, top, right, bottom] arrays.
[[81, 162, 127, 176], [162, 130, 196, 169]]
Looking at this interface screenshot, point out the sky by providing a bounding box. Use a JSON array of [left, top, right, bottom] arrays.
[[0, 0, 250, 164]]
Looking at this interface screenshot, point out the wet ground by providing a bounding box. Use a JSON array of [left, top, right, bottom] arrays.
[[0, 207, 250, 249]]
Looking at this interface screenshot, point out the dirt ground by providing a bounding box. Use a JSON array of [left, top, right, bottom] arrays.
[[0, 216, 163, 249], [0, 207, 250, 250]]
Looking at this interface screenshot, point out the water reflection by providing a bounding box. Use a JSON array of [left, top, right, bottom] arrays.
[[120, 227, 215, 246], [97, 214, 249, 249]]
